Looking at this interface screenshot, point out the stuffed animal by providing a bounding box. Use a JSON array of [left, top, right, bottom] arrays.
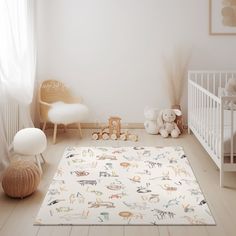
[[144, 107, 159, 134], [224, 78, 236, 108], [157, 109, 182, 138], [225, 78, 236, 96]]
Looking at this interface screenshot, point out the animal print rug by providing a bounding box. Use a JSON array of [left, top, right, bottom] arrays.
[[35, 146, 215, 225]]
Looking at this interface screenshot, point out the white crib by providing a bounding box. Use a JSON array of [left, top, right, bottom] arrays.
[[188, 71, 236, 187]]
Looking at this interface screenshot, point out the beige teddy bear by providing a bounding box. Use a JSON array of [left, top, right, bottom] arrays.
[[157, 109, 182, 138], [224, 78, 236, 109]]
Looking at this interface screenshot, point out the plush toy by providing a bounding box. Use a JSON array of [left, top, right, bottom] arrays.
[[144, 107, 159, 134], [157, 109, 182, 138], [225, 78, 236, 96], [224, 78, 236, 108]]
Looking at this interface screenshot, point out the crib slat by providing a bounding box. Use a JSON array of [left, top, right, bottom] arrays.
[[206, 93, 210, 143], [213, 100, 216, 154], [188, 79, 191, 130], [203, 91, 205, 139], [216, 101, 219, 157], [231, 102, 234, 164], [209, 97, 212, 150], [220, 98, 224, 186], [197, 84, 200, 133], [201, 88, 203, 137], [207, 73, 210, 92], [213, 73, 216, 95], [213, 100, 215, 155], [194, 83, 197, 129], [214, 99, 216, 153], [204, 92, 206, 140], [193, 83, 196, 130], [196, 84, 200, 133]]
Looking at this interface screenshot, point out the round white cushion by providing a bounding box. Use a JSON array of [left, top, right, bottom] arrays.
[[13, 128, 47, 155], [48, 102, 89, 125]]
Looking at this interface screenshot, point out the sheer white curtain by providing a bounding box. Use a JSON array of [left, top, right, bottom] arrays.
[[0, 0, 36, 174], [0, 88, 9, 176]]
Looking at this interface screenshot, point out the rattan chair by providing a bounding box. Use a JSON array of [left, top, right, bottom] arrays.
[[38, 80, 87, 144]]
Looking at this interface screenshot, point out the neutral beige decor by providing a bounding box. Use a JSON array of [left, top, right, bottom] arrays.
[[2, 160, 41, 199], [162, 46, 190, 132], [38, 80, 88, 144], [162, 47, 190, 107], [210, 0, 236, 35]]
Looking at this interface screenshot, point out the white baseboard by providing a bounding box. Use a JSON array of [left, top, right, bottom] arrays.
[[40, 122, 144, 130]]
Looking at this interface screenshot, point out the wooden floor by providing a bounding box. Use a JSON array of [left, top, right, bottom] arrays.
[[1, 129, 236, 236]]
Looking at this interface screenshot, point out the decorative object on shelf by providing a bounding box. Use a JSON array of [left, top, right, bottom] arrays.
[[91, 117, 138, 142], [144, 107, 159, 134], [2, 160, 41, 199], [209, 0, 236, 35], [157, 109, 182, 138], [162, 46, 190, 132]]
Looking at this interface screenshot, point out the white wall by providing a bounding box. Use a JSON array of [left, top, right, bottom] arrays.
[[36, 0, 236, 123]]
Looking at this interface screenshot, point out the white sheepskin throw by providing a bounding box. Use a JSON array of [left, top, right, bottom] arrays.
[[48, 102, 89, 125]]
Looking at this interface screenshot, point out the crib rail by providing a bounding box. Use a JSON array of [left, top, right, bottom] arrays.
[[188, 71, 236, 186], [188, 76, 221, 168], [188, 71, 236, 96], [188, 71, 236, 168]]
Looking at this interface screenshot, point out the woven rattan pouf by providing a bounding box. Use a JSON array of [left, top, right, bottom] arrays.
[[2, 160, 41, 199]]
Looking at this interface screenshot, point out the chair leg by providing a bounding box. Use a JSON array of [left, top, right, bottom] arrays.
[[42, 121, 47, 131], [35, 155, 42, 174], [53, 124, 57, 144], [78, 123, 82, 138], [40, 153, 46, 164]]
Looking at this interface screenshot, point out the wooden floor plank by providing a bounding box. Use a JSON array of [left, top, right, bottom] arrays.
[[69, 226, 89, 236], [157, 226, 169, 236], [88, 226, 124, 236], [167, 226, 188, 236], [185, 226, 208, 236], [0, 192, 41, 236], [36, 226, 71, 236], [0, 193, 18, 231], [124, 226, 159, 236]]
